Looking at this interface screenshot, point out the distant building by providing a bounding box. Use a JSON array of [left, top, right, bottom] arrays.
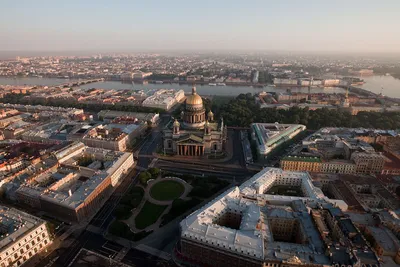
[[132, 71, 152, 80], [0, 206, 52, 267], [142, 89, 184, 110], [323, 79, 340, 86], [252, 71, 259, 83], [97, 110, 159, 124], [349, 69, 374, 76], [273, 78, 298, 86]]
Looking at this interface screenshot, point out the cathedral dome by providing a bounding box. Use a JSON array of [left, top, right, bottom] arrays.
[[186, 86, 203, 106]]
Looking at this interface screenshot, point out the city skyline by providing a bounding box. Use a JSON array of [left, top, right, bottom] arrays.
[[1, 0, 400, 53]]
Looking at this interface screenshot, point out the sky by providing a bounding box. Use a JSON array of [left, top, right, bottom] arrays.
[[1, 0, 399, 53]]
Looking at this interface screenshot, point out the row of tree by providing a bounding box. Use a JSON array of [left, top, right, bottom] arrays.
[[217, 93, 400, 130]]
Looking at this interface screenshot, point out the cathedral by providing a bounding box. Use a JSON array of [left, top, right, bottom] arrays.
[[163, 86, 227, 156]]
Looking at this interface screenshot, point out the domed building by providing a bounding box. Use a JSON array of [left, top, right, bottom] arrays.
[[163, 86, 227, 156]]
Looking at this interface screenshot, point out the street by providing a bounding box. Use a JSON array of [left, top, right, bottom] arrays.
[[42, 118, 253, 267]]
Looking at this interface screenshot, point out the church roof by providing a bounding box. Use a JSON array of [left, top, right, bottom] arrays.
[[176, 134, 204, 144]]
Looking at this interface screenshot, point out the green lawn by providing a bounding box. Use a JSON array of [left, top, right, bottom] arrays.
[[135, 201, 168, 230], [149, 180, 185, 201]]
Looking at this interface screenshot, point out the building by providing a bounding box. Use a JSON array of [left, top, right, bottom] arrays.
[[320, 160, 357, 174], [351, 152, 386, 174], [273, 78, 298, 86], [281, 156, 322, 172], [132, 71, 152, 80], [142, 89, 185, 110], [251, 123, 306, 159], [284, 128, 388, 174], [97, 110, 159, 124], [16, 142, 134, 222], [0, 206, 52, 267], [71, 123, 146, 151], [365, 226, 400, 264], [163, 87, 226, 156], [176, 168, 381, 267], [323, 79, 340, 86]]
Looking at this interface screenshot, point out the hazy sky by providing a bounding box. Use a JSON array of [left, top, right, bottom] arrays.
[[1, 0, 399, 52]]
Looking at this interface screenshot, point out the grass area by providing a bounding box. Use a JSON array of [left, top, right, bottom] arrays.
[[114, 187, 144, 220], [266, 185, 304, 197], [135, 201, 168, 230], [161, 172, 230, 199], [150, 180, 185, 201], [108, 220, 152, 241], [161, 198, 202, 226], [207, 152, 226, 159]]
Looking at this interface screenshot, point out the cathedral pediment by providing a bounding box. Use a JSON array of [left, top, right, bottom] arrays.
[[176, 134, 204, 144]]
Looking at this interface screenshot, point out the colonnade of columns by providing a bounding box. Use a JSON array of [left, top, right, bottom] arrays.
[[177, 145, 204, 156], [185, 113, 205, 124]]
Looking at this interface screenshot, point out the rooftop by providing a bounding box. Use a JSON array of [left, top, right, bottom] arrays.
[[180, 168, 348, 265], [0, 206, 45, 250]]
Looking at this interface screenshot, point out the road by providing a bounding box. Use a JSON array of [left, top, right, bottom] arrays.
[[46, 119, 170, 267], [44, 117, 251, 267]]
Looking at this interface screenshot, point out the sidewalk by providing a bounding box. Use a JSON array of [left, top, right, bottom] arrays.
[[124, 177, 192, 232]]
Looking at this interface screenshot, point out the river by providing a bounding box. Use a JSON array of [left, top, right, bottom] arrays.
[[360, 75, 400, 98], [0, 77, 347, 96]]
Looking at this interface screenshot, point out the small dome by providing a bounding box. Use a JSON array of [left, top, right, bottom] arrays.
[[173, 119, 180, 127], [207, 110, 214, 116]]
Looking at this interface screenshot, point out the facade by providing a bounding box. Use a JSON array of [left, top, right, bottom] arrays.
[[284, 128, 390, 174], [351, 152, 386, 174], [176, 168, 381, 267], [251, 123, 306, 159], [281, 156, 322, 172], [16, 142, 134, 222], [76, 123, 146, 151], [320, 160, 357, 174], [163, 87, 226, 156], [0, 206, 52, 267]]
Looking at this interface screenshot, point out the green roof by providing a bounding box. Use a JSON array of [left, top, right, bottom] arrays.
[[282, 156, 322, 163]]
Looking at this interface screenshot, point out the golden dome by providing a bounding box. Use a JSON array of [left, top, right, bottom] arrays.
[[207, 110, 214, 116], [186, 86, 203, 106], [186, 94, 203, 105]]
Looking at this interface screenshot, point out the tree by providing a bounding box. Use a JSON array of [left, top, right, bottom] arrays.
[[148, 167, 160, 178], [139, 171, 152, 185]]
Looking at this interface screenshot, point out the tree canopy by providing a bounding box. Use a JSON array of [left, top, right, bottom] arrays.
[[217, 93, 400, 130]]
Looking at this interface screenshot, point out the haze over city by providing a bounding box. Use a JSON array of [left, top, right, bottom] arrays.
[[1, 0, 400, 53], [1, 1, 400, 267]]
